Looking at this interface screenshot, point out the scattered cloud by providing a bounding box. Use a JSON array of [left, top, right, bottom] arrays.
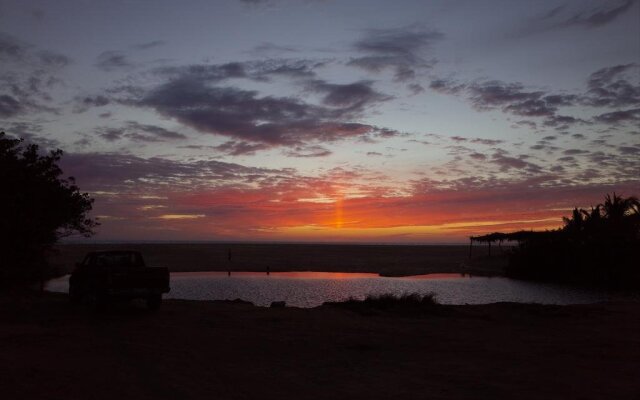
[[305, 79, 392, 113], [153, 59, 323, 83], [95, 127, 125, 142], [59, 151, 297, 193], [467, 81, 556, 116], [251, 42, 297, 56], [0, 95, 23, 117], [155, 214, 205, 220], [431, 78, 562, 117], [541, 0, 636, 30], [429, 79, 465, 95], [95, 122, 186, 143], [407, 83, 425, 95], [133, 40, 166, 50], [284, 145, 332, 158], [4, 123, 61, 149], [238, 0, 271, 5], [430, 64, 640, 131], [213, 140, 270, 156], [0, 32, 29, 61], [593, 108, 640, 124], [348, 25, 443, 81], [96, 51, 133, 71], [449, 136, 504, 146], [618, 145, 640, 155], [118, 69, 401, 149], [490, 150, 541, 172], [37, 50, 71, 67], [74, 95, 110, 113], [583, 63, 640, 108], [563, 149, 590, 155], [0, 31, 68, 117]]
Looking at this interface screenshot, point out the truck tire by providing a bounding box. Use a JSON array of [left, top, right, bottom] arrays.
[[94, 293, 110, 312], [146, 294, 162, 311], [69, 285, 82, 304]]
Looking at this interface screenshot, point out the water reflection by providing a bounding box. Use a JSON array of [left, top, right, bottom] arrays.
[[173, 271, 381, 279], [403, 273, 468, 280], [46, 271, 633, 308]]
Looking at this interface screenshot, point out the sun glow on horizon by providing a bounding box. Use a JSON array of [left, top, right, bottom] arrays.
[[266, 217, 564, 241]]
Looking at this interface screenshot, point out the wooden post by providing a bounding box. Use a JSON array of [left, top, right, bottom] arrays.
[[469, 238, 473, 258]]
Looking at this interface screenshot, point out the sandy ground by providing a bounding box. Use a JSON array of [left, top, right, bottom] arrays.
[[1, 292, 638, 400], [49, 243, 506, 276]]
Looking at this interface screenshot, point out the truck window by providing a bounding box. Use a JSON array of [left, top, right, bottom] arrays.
[[94, 253, 144, 268]]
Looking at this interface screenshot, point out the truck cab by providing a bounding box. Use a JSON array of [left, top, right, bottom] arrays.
[[69, 251, 170, 310]]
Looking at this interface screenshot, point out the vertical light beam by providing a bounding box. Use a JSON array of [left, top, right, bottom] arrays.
[[335, 195, 344, 229]]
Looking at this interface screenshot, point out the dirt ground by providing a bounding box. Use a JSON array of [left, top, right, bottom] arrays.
[[49, 243, 506, 277], [1, 292, 638, 400]]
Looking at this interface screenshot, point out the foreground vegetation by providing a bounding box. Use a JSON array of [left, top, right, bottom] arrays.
[[326, 293, 440, 315], [506, 193, 640, 288], [0, 132, 96, 287]]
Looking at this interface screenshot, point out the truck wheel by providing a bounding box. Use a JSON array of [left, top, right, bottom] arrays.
[[94, 293, 110, 312], [69, 285, 82, 304], [146, 294, 162, 311]]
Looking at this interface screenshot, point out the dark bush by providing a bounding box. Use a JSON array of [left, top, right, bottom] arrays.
[[326, 292, 440, 315], [0, 132, 97, 287]]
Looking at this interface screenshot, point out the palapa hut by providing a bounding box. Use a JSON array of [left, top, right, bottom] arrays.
[[468, 230, 541, 257]]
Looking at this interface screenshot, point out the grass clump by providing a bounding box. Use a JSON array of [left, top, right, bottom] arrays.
[[327, 292, 440, 316], [358, 293, 438, 308]]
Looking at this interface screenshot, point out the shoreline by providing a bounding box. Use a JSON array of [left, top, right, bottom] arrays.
[[49, 242, 508, 277]]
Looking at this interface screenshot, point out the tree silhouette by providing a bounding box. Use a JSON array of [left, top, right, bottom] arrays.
[[562, 208, 585, 235], [602, 193, 639, 221], [0, 132, 97, 286], [507, 193, 640, 288]]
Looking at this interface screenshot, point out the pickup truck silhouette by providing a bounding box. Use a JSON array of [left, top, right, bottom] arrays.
[[69, 251, 170, 310]]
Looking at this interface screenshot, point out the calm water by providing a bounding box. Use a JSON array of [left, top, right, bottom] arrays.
[[45, 271, 632, 307]]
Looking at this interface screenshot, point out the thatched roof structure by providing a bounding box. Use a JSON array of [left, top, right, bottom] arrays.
[[470, 230, 543, 243]]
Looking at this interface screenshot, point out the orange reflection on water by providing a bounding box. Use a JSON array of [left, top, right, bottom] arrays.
[[272, 271, 378, 279], [172, 271, 380, 279], [403, 273, 467, 280], [170, 271, 467, 280]]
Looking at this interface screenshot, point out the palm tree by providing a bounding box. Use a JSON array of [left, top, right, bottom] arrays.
[[563, 207, 585, 233], [601, 193, 639, 220], [580, 205, 602, 237], [599, 193, 640, 241]]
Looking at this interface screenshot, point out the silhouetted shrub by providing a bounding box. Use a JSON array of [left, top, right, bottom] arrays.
[[358, 293, 438, 308], [0, 132, 97, 287], [327, 292, 440, 315]]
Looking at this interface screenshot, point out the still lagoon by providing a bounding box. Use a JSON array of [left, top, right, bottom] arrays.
[[46, 271, 633, 307]]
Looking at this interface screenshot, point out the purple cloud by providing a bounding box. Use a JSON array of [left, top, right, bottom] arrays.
[[95, 122, 186, 143], [583, 64, 640, 108], [349, 26, 443, 81], [96, 51, 133, 71]]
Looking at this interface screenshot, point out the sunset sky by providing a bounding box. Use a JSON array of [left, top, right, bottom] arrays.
[[1, 0, 638, 242]]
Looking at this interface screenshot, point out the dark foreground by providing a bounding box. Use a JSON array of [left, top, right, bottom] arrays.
[[1, 293, 638, 400], [50, 243, 505, 276]]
